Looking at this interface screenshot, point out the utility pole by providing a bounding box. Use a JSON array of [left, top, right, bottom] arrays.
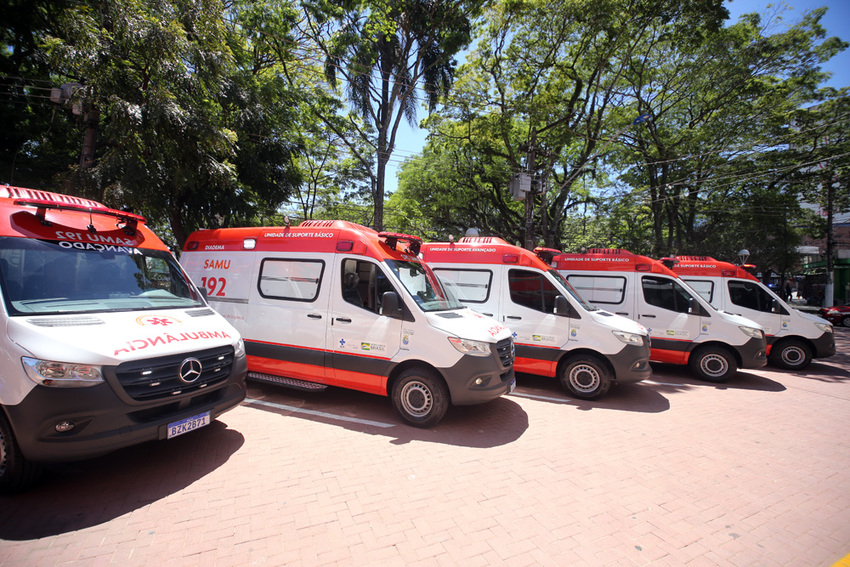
[[524, 129, 537, 250]]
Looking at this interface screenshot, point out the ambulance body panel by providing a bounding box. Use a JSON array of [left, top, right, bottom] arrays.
[[0, 187, 247, 493], [419, 238, 652, 400], [670, 256, 835, 370], [554, 249, 767, 382], [180, 222, 515, 428]]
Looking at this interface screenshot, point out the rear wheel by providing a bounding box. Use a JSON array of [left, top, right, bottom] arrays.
[[0, 411, 42, 494], [769, 339, 812, 371], [689, 346, 737, 382], [842, 316, 850, 328], [391, 368, 449, 428], [559, 355, 611, 400]]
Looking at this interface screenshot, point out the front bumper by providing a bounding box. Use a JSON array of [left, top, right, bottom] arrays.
[[5, 354, 247, 463], [608, 342, 652, 384], [437, 345, 515, 407], [735, 336, 768, 369]]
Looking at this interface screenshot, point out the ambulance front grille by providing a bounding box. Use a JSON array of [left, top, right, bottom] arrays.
[[496, 338, 514, 367], [114, 345, 234, 401]]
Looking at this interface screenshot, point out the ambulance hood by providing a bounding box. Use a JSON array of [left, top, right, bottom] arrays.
[[425, 308, 513, 343], [7, 309, 241, 365], [714, 309, 764, 330], [795, 309, 831, 326], [590, 310, 649, 335]]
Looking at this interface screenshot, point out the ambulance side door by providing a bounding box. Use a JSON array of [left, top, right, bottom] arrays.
[[329, 257, 402, 395], [725, 279, 786, 337], [500, 267, 570, 376], [248, 255, 331, 383], [638, 275, 704, 364]]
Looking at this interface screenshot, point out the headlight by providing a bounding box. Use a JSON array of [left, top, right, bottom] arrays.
[[22, 357, 104, 387], [612, 331, 645, 346], [738, 326, 764, 340], [814, 322, 833, 334], [234, 338, 246, 358], [448, 337, 491, 357]]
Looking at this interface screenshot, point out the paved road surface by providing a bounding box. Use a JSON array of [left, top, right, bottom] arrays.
[[2, 329, 849, 566]]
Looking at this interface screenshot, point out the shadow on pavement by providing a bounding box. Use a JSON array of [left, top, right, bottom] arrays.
[[648, 364, 787, 392], [0, 420, 244, 540], [511, 372, 671, 413], [244, 382, 529, 449]]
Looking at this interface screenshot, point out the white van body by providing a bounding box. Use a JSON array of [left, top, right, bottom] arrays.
[[670, 256, 835, 370], [0, 187, 247, 493], [554, 249, 768, 382], [419, 238, 652, 400], [180, 222, 516, 428]]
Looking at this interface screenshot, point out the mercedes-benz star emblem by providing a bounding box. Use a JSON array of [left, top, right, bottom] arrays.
[[178, 358, 203, 384]]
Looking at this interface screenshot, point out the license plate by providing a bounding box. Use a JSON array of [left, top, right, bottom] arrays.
[[167, 411, 210, 439]]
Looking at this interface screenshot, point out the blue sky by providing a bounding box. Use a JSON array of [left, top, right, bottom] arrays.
[[384, 0, 850, 194]]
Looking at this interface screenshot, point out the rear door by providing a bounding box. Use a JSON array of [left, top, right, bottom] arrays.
[[328, 257, 402, 395]]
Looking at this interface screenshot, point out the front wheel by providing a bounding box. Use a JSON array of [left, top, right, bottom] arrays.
[[769, 339, 812, 371], [0, 410, 42, 494], [842, 317, 850, 328], [391, 368, 449, 428], [559, 355, 611, 400], [689, 346, 737, 382]]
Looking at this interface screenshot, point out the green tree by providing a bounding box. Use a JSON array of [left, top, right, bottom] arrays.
[[299, 0, 484, 231]]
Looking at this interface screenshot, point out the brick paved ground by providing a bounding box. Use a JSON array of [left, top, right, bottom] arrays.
[[1, 329, 849, 566]]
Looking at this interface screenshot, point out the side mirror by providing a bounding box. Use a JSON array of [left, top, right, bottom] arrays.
[[688, 297, 703, 315], [381, 291, 403, 319], [554, 295, 575, 318]]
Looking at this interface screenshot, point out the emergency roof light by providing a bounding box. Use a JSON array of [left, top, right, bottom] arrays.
[[378, 231, 422, 256], [533, 247, 561, 264], [13, 196, 146, 235]]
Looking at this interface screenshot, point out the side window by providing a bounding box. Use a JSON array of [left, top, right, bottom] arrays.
[[259, 259, 324, 301], [508, 269, 559, 312], [566, 274, 626, 305], [728, 280, 784, 314], [341, 258, 394, 314], [642, 276, 693, 313], [684, 279, 713, 303], [432, 268, 492, 303]]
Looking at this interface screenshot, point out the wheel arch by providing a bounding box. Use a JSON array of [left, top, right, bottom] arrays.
[[687, 341, 740, 366], [555, 348, 615, 378], [387, 360, 450, 402]]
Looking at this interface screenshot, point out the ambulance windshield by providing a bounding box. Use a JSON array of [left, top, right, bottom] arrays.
[[549, 269, 598, 311], [386, 259, 464, 312], [0, 237, 205, 316]]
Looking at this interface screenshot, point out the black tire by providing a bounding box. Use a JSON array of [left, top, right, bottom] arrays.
[[842, 316, 850, 328], [769, 339, 812, 371], [0, 410, 42, 494], [391, 368, 449, 428], [689, 346, 737, 382], [559, 355, 611, 400]]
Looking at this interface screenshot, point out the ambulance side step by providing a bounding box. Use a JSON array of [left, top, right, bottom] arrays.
[[248, 372, 328, 391]]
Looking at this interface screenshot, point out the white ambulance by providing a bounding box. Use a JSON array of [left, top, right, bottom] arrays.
[[554, 249, 768, 382], [668, 256, 835, 370], [419, 238, 652, 400], [179, 221, 516, 428], [0, 186, 247, 493]]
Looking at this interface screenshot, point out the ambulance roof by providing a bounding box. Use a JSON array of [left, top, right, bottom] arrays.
[[183, 220, 423, 261], [0, 185, 161, 249], [420, 237, 552, 270], [553, 248, 676, 276], [670, 256, 759, 282]]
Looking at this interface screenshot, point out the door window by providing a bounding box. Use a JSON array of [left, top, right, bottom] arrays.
[[728, 280, 787, 314], [641, 276, 695, 314], [566, 274, 626, 305], [258, 259, 324, 301], [508, 269, 559, 312], [341, 258, 395, 313]]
